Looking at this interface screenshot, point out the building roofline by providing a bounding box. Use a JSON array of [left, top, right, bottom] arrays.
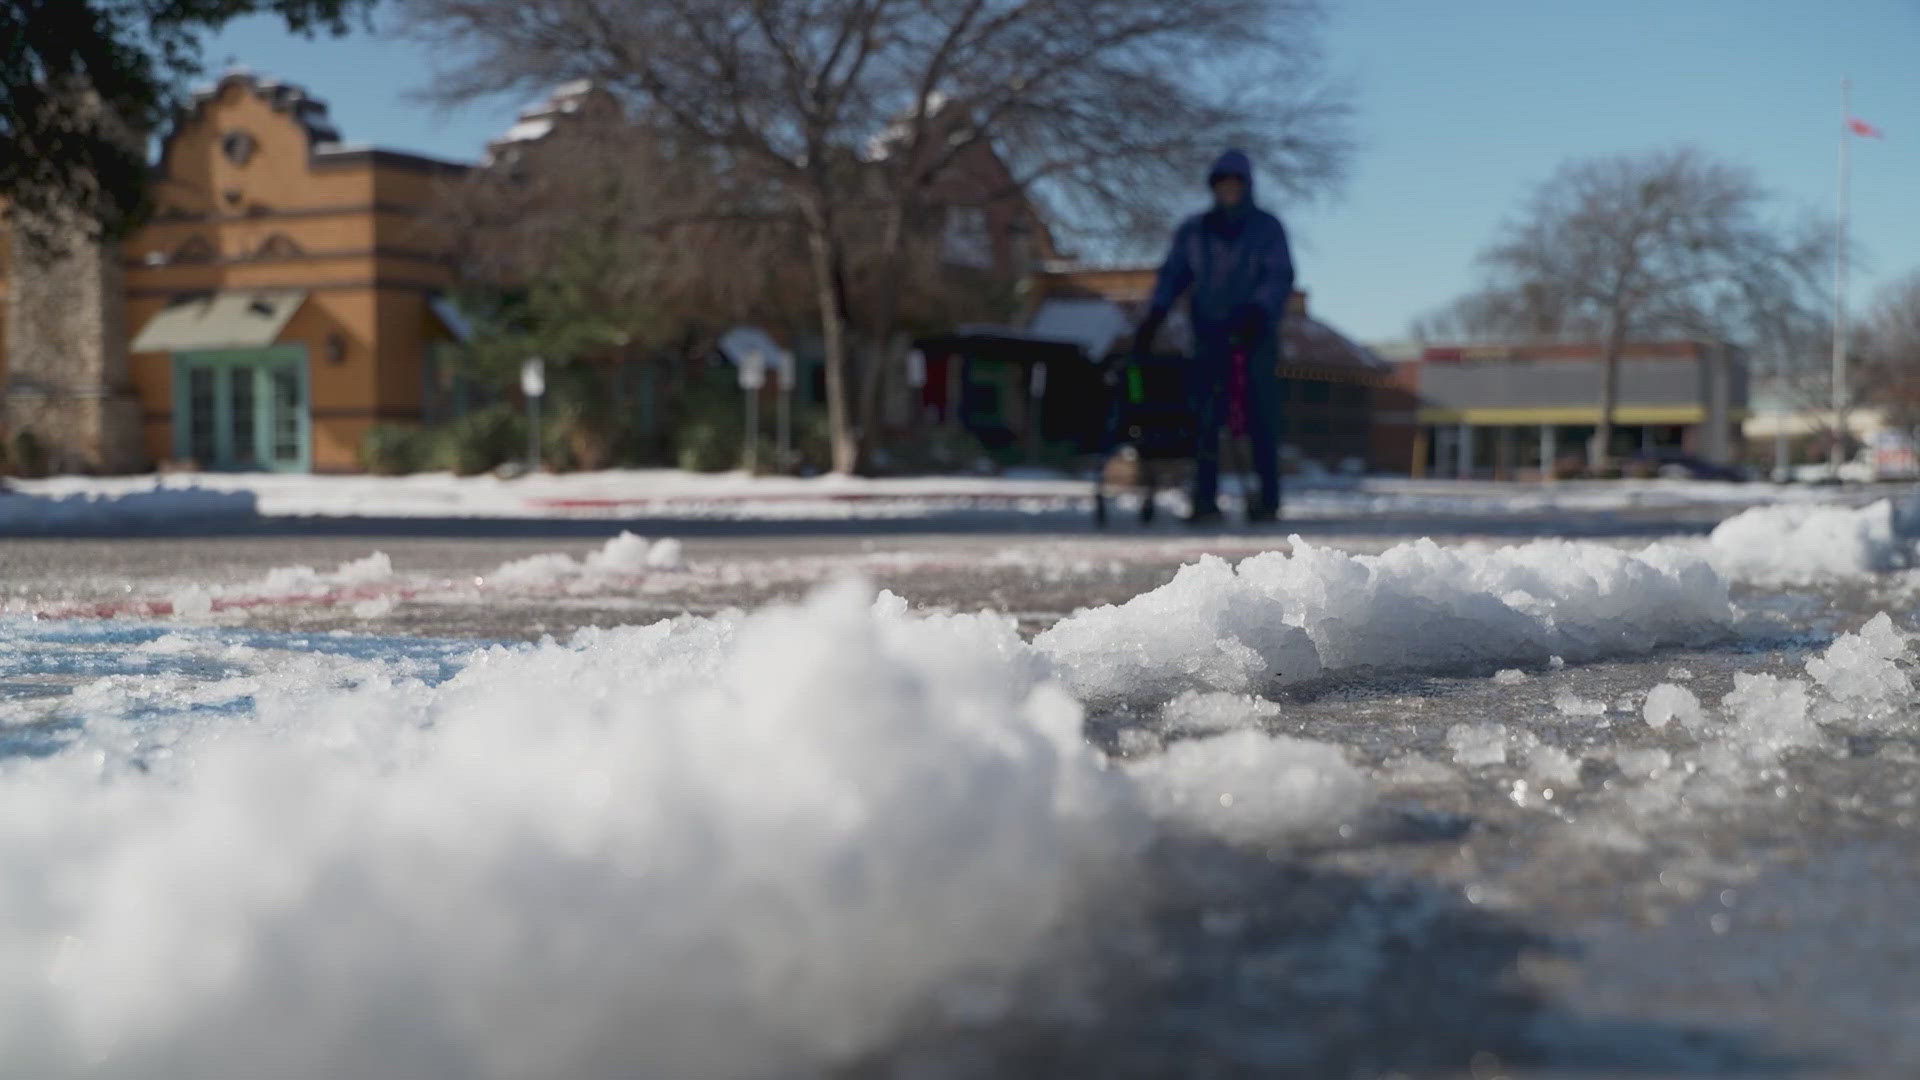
[[311, 146, 471, 177], [154, 70, 474, 181], [1417, 340, 1736, 362]]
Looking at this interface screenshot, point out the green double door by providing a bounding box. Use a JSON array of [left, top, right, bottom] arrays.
[[173, 345, 311, 472]]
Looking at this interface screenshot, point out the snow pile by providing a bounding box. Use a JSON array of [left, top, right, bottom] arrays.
[[255, 551, 394, 596], [0, 579, 1375, 1078], [1642, 683, 1705, 730], [1705, 500, 1915, 585], [1525, 744, 1582, 787], [1613, 747, 1674, 780], [1447, 722, 1509, 767], [583, 532, 683, 573], [487, 531, 683, 589], [1158, 690, 1282, 734], [167, 585, 214, 618], [165, 553, 395, 617], [1036, 556, 1321, 704], [1125, 729, 1368, 843], [1038, 537, 1732, 705]]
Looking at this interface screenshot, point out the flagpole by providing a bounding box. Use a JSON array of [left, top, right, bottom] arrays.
[[1830, 77, 1851, 477]]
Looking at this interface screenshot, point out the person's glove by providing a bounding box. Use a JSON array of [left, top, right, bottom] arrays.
[[1233, 304, 1270, 346], [1132, 311, 1165, 357]]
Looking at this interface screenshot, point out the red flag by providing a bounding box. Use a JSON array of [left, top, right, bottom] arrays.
[[1848, 116, 1884, 138]]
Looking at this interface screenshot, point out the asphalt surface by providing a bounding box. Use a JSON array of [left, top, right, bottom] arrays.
[[5, 518, 1920, 1078]]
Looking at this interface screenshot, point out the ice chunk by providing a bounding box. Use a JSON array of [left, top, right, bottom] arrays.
[[580, 530, 656, 574], [329, 552, 394, 587], [1379, 752, 1457, 785], [169, 585, 213, 618], [256, 551, 394, 596], [486, 551, 580, 588], [1127, 729, 1368, 843], [491, 533, 687, 589], [1721, 672, 1821, 755], [1493, 668, 1528, 685], [1552, 689, 1608, 717], [1613, 747, 1673, 779], [1805, 612, 1912, 726], [1642, 683, 1704, 730], [1447, 722, 1508, 766], [645, 537, 684, 569], [1158, 690, 1281, 734], [1526, 744, 1582, 787], [351, 595, 395, 620], [1707, 500, 1915, 585], [1035, 556, 1322, 705]]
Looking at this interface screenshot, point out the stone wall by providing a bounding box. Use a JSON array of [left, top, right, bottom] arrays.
[[2, 210, 148, 474]]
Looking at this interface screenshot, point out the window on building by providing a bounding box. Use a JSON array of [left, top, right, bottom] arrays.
[[256, 234, 304, 260], [171, 235, 217, 264], [941, 206, 992, 270], [221, 129, 258, 167]]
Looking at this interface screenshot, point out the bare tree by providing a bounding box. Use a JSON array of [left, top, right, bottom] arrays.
[[399, 0, 1351, 473], [1420, 148, 1823, 468], [1860, 271, 1920, 429]]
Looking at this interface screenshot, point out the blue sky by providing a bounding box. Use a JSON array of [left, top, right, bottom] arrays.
[[202, 0, 1920, 343]]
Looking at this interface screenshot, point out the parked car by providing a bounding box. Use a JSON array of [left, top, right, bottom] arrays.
[[1631, 452, 1748, 483]]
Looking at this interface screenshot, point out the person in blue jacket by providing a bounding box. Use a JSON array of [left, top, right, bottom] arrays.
[[1133, 149, 1294, 525]]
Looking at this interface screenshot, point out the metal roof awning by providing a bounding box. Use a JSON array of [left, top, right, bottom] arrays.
[[1025, 297, 1131, 359], [130, 290, 307, 353], [428, 296, 473, 343], [918, 325, 1088, 363]]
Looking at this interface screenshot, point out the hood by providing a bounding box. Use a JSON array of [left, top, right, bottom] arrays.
[[1206, 149, 1255, 198]]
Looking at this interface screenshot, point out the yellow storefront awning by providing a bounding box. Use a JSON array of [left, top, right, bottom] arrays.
[[131, 290, 307, 353], [1417, 405, 1749, 426]]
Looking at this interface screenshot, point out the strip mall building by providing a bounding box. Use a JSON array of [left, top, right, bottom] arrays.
[[1398, 341, 1747, 478]]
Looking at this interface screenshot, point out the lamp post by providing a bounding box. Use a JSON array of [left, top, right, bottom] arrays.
[[739, 348, 766, 473], [775, 350, 795, 473], [520, 357, 546, 472]]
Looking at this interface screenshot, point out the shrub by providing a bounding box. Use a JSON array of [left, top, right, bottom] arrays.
[[10, 430, 48, 478], [360, 424, 426, 476], [427, 405, 525, 475]]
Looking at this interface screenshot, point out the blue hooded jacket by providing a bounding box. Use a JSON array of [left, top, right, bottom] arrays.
[[1145, 149, 1296, 344]]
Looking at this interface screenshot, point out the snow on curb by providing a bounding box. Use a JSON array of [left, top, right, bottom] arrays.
[[0, 486, 258, 532]]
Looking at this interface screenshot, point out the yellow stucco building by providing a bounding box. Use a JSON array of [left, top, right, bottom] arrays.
[[1, 72, 468, 473]]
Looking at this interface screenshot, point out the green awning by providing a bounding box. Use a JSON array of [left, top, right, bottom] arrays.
[[130, 290, 307, 353]]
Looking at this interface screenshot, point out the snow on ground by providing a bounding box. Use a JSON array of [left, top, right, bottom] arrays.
[[0, 468, 1902, 529], [1702, 498, 1918, 585], [0, 575, 1382, 1077], [5, 523, 1920, 1074], [1037, 536, 1732, 704]]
